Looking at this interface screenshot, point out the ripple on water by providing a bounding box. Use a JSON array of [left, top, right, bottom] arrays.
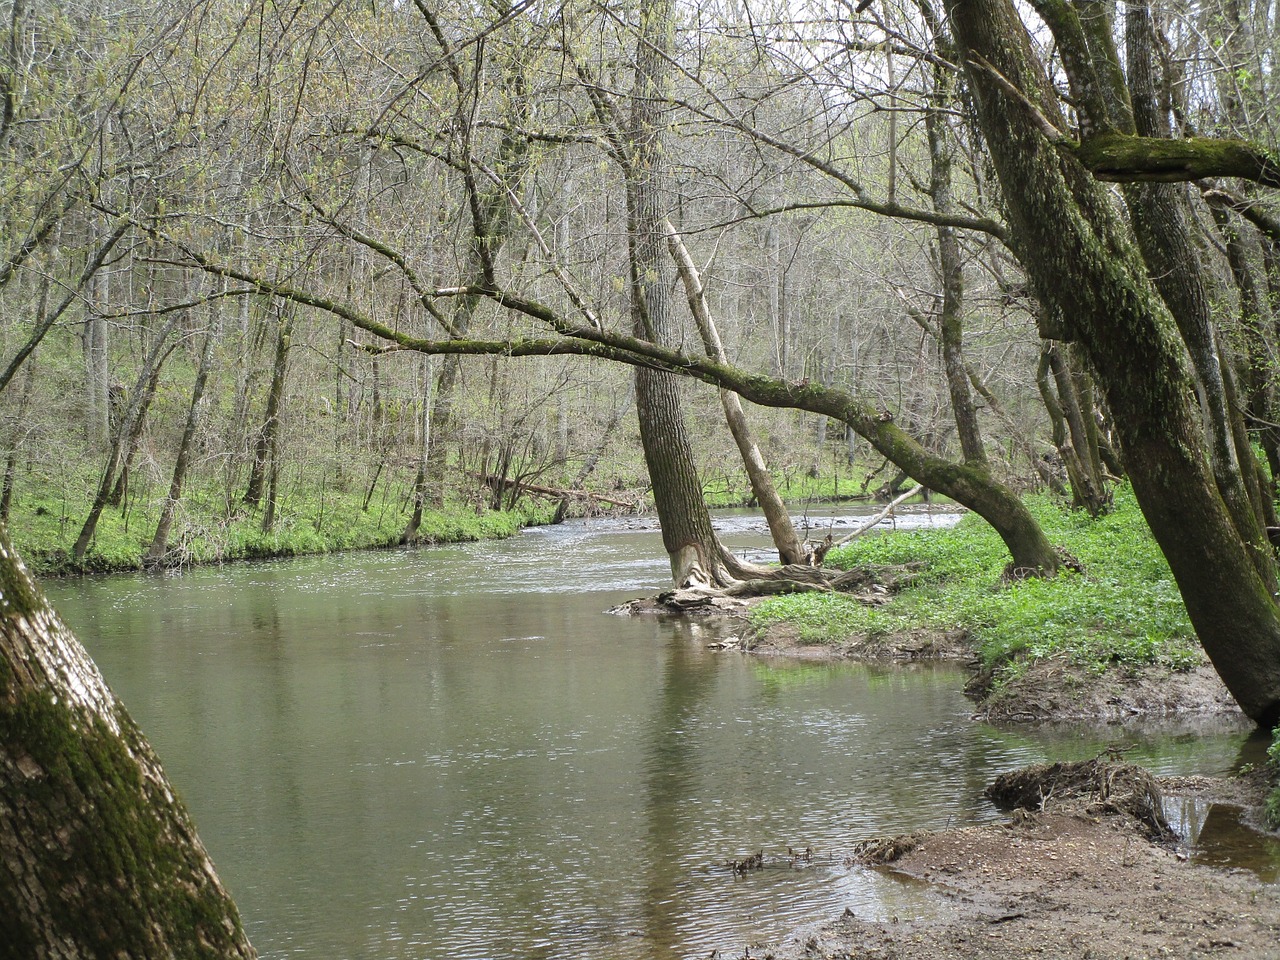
[[40, 508, 1267, 960]]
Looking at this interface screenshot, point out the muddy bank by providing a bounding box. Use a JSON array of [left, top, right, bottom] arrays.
[[760, 762, 1280, 960], [617, 597, 1279, 958], [762, 624, 1247, 725], [617, 588, 1248, 725]]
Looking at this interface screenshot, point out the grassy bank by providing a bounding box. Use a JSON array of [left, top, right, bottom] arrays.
[[9, 478, 552, 577], [749, 485, 1202, 682]]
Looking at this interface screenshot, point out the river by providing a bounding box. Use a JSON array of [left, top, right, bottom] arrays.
[[44, 506, 1267, 959]]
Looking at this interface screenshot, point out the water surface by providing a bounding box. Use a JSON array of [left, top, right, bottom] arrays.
[[44, 507, 1263, 958]]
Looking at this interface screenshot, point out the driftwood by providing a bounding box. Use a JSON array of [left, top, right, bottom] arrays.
[[829, 484, 925, 550], [986, 759, 1172, 840], [473, 472, 637, 509]]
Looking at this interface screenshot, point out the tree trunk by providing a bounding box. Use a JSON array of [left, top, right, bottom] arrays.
[[1, 354, 36, 521], [1123, 2, 1269, 566], [924, 37, 986, 468], [148, 325, 216, 565], [0, 525, 256, 957], [73, 317, 180, 564], [1040, 343, 1111, 516], [628, 0, 741, 588], [107, 361, 163, 510], [83, 268, 110, 449], [947, 0, 1280, 725], [401, 355, 435, 544], [552, 382, 634, 524], [243, 312, 292, 509], [664, 219, 807, 565]]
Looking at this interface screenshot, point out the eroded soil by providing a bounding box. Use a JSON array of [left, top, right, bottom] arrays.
[[618, 593, 1280, 959], [765, 791, 1280, 960], [745, 619, 1244, 726]]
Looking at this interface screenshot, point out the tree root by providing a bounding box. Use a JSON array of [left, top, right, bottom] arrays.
[[985, 759, 1172, 840]]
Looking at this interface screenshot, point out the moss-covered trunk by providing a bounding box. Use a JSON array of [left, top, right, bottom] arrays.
[[0, 526, 256, 957], [946, 0, 1280, 725]]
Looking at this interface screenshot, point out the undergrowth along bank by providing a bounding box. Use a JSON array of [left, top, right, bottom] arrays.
[[749, 485, 1202, 680], [10, 480, 551, 576]]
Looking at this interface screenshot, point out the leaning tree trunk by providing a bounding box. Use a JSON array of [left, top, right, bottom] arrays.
[[0, 526, 256, 957], [1122, 2, 1270, 565], [663, 219, 807, 566], [244, 312, 292, 509], [627, 0, 742, 588], [73, 316, 179, 564], [947, 0, 1280, 725], [148, 326, 217, 565]]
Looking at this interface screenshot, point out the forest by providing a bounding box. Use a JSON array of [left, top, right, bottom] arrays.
[[3, 0, 1280, 954]]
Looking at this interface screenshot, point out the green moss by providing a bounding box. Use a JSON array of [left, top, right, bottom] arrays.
[[0, 690, 248, 955], [0, 525, 43, 619]]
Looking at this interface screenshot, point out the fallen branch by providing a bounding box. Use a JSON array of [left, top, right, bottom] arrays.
[[830, 485, 924, 549], [473, 472, 637, 509]]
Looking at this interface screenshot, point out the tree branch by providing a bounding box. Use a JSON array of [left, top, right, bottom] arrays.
[[1072, 132, 1280, 188]]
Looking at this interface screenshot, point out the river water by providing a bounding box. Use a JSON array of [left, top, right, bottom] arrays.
[[43, 506, 1271, 959]]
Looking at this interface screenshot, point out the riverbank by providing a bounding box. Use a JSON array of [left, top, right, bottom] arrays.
[[11, 483, 556, 576], [763, 762, 1280, 960], [741, 486, 1219, 723], [707, 490, 1280, 956]]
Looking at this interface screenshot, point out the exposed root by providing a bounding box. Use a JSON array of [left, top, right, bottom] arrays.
[[1000, 547, 1086, 583], [613, 562, 929, 620], [985, 759, 1172, 840], [847, 833, 925, 865]]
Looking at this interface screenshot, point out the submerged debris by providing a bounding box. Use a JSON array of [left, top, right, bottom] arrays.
[[787, 845, 813, 866], [985, 759, 1172, 840], [847, 833, 924, 865]]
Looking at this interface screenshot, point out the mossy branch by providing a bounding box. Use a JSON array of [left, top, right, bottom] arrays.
[[1072, 132, 1280, 188]]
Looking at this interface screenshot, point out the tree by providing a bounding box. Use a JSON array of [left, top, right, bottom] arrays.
[[624, 0, 745, 587], [0, 525, 256, 956], [943, 0, 1280, 725]]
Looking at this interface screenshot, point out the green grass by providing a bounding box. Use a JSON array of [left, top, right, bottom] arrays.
[[750, 485, 1202, 678], [701, 467, 879, 508], [7, 474, 552, 576]]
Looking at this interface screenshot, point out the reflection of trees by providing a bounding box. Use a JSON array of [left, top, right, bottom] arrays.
[[639, 628, 721, 957], [1190, 804, 1280, 882]]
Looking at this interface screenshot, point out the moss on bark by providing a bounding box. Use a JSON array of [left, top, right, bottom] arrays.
[[0, 523, 255, 958]]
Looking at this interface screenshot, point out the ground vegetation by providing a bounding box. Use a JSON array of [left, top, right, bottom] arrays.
[[748, 487, 1213, 717], [5, 0, 1280, 947]]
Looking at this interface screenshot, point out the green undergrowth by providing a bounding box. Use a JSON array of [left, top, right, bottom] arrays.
[[750, 485, 1201, 681], [8, 480, 551, 577], [1266, 727, 1280, 831]]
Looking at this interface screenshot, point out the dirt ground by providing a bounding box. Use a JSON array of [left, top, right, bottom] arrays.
[[763, 787, 1280, 960], [741, 629, 1280, 959], [620, 596, 1280, 959]]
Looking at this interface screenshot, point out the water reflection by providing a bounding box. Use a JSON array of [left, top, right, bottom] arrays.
[[42, 513, 1265, 959]]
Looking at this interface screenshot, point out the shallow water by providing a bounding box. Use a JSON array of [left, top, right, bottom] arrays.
[[44, 506, 1269, 959]]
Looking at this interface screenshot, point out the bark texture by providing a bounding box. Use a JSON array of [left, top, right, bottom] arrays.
[[627, 0, 737, 587], [947, 0, 1280, 725], [664, 219, 806, 565], [0, 527, 256, 958]]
